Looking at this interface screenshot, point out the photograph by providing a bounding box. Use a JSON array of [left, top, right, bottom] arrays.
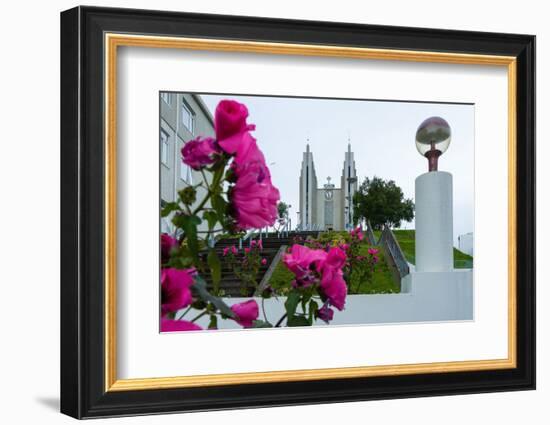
[[56, 4, 536, 419], [159, 93, 475, 332]]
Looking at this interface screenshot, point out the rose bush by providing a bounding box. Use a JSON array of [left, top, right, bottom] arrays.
[[222, 240, 267, 296], [159, 99, 286, 332], [159, 99, 370, 331], [277, 244, 348, 325]]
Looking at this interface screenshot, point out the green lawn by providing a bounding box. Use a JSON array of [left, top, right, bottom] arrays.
[[268, 243, 399, 295], [389, 229, 473, 269]]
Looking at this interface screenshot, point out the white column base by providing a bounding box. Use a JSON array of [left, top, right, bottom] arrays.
[[415, 171, 454, 272]]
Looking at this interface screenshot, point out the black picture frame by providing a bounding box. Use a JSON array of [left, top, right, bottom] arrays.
[[60, 5, 535, 419]]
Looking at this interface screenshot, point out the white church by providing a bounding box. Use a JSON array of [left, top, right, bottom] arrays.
[[298, 143, 358, 231]]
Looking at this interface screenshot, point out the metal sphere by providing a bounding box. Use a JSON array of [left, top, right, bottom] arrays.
[[415, 116, 452, 156]]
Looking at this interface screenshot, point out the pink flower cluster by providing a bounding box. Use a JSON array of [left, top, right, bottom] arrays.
[[160, 265, 260, 332], [161, 233, 178, 264], [160, 267, 200, 332], [350, 226, 364, 241], [222, 245, 239, 256], [250, 239, 263, 250], [222, 240, 268, 267], [368, 247, 380, 263], [181, 136, 220, 170], [180, 100, 280, 230], [282, 244, 348, 314]]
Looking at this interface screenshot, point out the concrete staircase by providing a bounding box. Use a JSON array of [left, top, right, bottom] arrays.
[[204, 231, 319, 297]]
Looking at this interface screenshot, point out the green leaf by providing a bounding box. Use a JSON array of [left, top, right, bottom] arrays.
[[308, 299, 319, 324], [284, 291, 301, 318], [251, 320, 273, 328], [161, 202, 180, 217], [207, 315, 218, 330], [211, 194, 227, 218], [287, 315, 310, 327], [203, 210, 218, 232], [173, 215, 201, 262], [301, 291, 312, 313], [207, 249, 222, 294], [192, 276, 235, 319]]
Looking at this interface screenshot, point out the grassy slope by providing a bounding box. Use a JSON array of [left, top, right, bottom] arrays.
[[356, 244, 399, 294], [377, 229, 473, 269], [268, 242, 399, 295]]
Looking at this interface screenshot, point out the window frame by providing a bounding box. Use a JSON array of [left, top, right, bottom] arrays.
[[181, 100, 195, 134], [160, 128, 170, 166]]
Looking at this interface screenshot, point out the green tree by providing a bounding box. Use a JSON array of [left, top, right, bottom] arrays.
[[277, 201, 289, 219], [353, 176, 414, 230]]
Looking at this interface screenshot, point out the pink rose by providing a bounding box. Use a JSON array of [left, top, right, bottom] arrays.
[[244, 247, 251, 254], [250, 240, 257, 248], [161, 318, 202, 332], [351, 226, 364, 241], [232, 133, 266, 167], [230, 299, 259, 328], [231, 245, 238, 255], [368, 248, 379, 255], [222, 247, 230, 256], [161, 233, 178, 264], [323, 246, 347, 270], [181, 136, 219, 170], [215, 100, 256, 154], [261, 258, 267, 265], [282, 244, 327, 283], [317, 248, 348, 311], [317, 304, 334, 323], [161, 268, 195, 315], [229, 160, 280, 230], [257, 239, 263, 250], [319, 266, 347, 311]]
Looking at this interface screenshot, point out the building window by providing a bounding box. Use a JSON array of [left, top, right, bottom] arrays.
[[160, 129, 169, 166], [181, 100, 195, 134], [180, 161, 193, 184], [160, 92, 172, 105]]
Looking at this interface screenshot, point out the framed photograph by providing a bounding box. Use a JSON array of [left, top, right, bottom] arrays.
[[60, 6, 535, 419]]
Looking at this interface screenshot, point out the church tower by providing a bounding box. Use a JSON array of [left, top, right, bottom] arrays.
[[298, 143, 357, 231], [341, 143, 358, 229], [298, 144, 318, 230]]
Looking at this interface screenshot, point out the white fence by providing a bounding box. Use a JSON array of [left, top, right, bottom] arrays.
[[193, 269, 473, 330]]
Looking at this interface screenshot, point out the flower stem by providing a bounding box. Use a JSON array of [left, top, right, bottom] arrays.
[[274, 313, 287, 327], [192, 164, 225, 216], [190, 311, 208, 323], [177, 306, 193, 320]]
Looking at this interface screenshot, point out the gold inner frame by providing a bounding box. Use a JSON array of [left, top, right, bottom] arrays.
[[104, 33, 517, 392]]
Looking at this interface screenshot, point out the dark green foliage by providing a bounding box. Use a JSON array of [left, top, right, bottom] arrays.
[[353, 176, 414, 230], [277, 201, 289, 219]]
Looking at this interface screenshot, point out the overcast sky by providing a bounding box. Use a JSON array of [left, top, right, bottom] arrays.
[[200, 94, 474, 245]]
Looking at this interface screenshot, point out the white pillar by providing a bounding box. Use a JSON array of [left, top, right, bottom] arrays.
[[415, 171, 454, 272]]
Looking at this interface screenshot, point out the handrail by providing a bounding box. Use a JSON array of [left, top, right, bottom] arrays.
[[365, 220, 377, 245], [379, 226, 410, 280], [254, 244, 288, 296], [239, 229, 256, 249]]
